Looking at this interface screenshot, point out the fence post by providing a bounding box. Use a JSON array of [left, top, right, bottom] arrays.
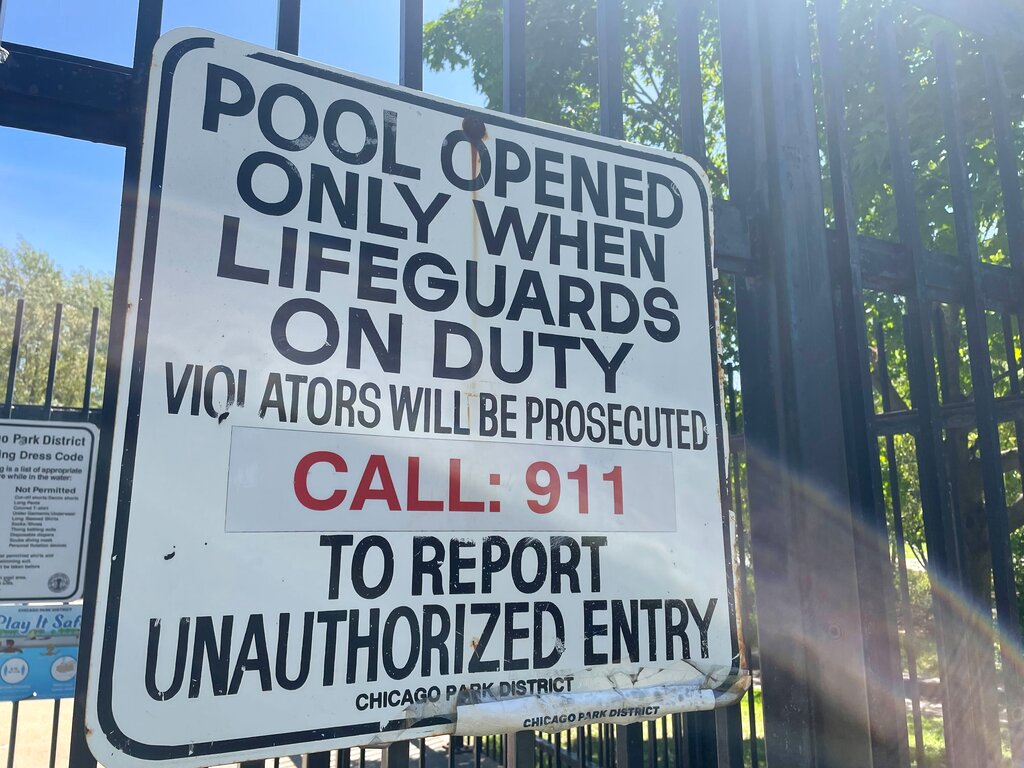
[[304, 751, 332, 767], [684, 710, 718, 767], [67, 2, 164, 765], [275, 0, 301, 55], [719, 0, 880, 764], [505, 731, 534, 768], [382, 741, 411, 768], [816, 1, 909, 766], [614, 723, 643, 768], [718, 0, 810, 763]]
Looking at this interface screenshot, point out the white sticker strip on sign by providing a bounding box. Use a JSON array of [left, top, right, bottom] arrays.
[[84, 27, 739, 767], [455, 683, 716, 736]]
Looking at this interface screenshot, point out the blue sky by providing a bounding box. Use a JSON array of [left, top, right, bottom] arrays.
[[0, 1, 485, 275]]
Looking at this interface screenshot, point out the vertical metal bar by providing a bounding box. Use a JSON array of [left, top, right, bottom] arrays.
[[670, 713, 682, 768], [276, 0, 301, 54], [82, 306, 99, 412], [646, 719, 656, 767], [876, 15, 977, 768], [4, 298, 24, 418], [1003, 314, 1024, 483], [400, 0, 424, 90], [877, 324, 927, 768], [47, 699, 61, 768], [675, 0, 707, 163], [341, 747, 351, 768], [69, 1, 164, 766], [6, 702, 18, 768], [983, 56, 1024, 757], [717, 0, 807, 763], [615, 724, 643, 768], [719, 698, 744, 768], [683, 711, 716, 768], [984, 53, 1024, 273], [473, 735, 481, 768], [502, 0, 526, 116], [935, 33, 1022, 764], [505, 729, 532, 765], [43, 303, 62, 416], [724, 0, 877, 764], [448, 736, 457, 768], [729, 370, 759, 768], [418, 737, 427, 767], [931, 307, 957, 405], [382, 742, 411, 768], [596, 0, 623, 139], [1004, 313, 1023, 379], [817, 1, 909, 765], [305, 750, 332, 767], [676, 10, 714, 759], [132, 0, 165, 70]]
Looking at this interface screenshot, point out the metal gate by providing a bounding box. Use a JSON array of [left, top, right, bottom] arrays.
[[2, 0, 1024, 766]]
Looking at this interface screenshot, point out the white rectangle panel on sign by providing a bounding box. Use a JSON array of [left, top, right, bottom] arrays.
[[226, 426, 676, 532]]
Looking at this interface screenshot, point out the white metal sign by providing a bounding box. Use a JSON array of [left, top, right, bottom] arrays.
[[0, 420, 98, 602], [85, 28, 737, 766]]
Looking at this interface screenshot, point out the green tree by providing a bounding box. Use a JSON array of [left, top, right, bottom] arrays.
[[426, 4, 1024, 755], [425, 0, 729, 193], [0, 240, 112, 409]]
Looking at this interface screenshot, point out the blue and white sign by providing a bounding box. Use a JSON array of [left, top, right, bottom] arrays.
[[0, 604, 81, 701]]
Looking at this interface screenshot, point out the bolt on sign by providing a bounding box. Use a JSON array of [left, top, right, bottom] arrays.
[[84, 28, 746, 767]]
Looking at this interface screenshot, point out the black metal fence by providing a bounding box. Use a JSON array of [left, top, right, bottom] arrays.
[[3, 0, 1024, 766]]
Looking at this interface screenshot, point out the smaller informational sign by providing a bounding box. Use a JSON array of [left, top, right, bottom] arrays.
[[0, 420, 99, 601], [0, 604, 82, 701]]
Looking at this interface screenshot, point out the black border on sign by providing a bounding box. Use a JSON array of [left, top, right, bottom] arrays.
[[95, 31, 733, 762], [2, 422, 97, 602]]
